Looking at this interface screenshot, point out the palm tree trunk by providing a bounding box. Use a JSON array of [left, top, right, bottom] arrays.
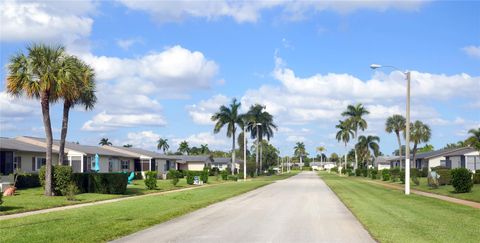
[[344, 142, 348, 173], [58, 101, 71, 165], [260, 139, 263, 172], [41, 92, 53, 196], [396, 131, 403, 168], [354, 130, 358, 170], [256, 129, 259, 175], [412, 143, 418, 169], [231, 129, 236, 175]]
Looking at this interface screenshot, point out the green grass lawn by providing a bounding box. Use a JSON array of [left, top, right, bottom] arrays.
[[411, 177, 480, 203], [0, 173, 296, 243], [319, 172, 480, 243]]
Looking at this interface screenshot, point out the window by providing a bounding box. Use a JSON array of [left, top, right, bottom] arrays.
[[36, 157, 46, 170], [466, 156, 475, 171], [475, 156, 480, 171], [121, 160, 129, 170], [13, 156, 21, 170]]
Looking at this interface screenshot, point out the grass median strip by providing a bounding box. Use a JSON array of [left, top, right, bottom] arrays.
[[0, 174, 294, 243], [319, 172, 480, 243]]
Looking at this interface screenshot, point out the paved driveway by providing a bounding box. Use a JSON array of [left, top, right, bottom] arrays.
[[113, 172, 375, 243]]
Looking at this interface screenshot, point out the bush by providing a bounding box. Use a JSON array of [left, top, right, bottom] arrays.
[[201, 168, 209, 183], [167, 169, 183, 179], [346, 168, 354, 176], [412, 176, 420, 186], [39, 165, 73, 196], [209, 167, 220, 176], [227, 175, 238, 181], [0, 193, 2, 206], [427, 171, 439, 188], [382, 169, 391, 181], [65, 182, 79, 201], [354, 168, 361, 176], [361, 168, 368, 177], [144, 171, 158, 190], [267, 168, 275, 176], [14, 173, 40, 189], [474, 171, 480, 184], [419, 168, 428, 177], [171, 176, 179, 186], [451, 168, 473, 193], [331, 167, 338, 173], [186, 171, 195, 185], [221, 170, 228, 180], [400, 170, 405, 184], [390, 167, 400, 182], [73, 173, 128, 194], [432, 166, 451, 185], [370, 169, 378, 180]]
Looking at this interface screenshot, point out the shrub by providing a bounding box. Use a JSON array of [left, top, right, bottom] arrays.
[[432, 166, 451, 185], [400, 170, 405, 184], [209, 167, 220, 176], [15, 173, 40, 189], [412, 176, 420, 186], [370, 169, 378, 180], [73, 173, 128, 194], [65, 182, 79, 201], [186, 171, 195, 185], [221, 170, 228, 180], [474, 171, 480, 184], [345, 168, 354, 176], [39, 165, 73, 196], [382, 169, 391, 181], [427, 171, 439, 188], [171, 176, 179, 186], [0, 193, 2, 206], [227, 175, 238, 181], [451, 168, 473, 193], [267, 168, 275, 176], [355, 168, 362, 176], [144, 171, 158, 190], [390, 167, 400, 182], [331, 167, 338, 173], [167, 169, 183, 179], [201, 168, 209, 183], [361, 168, 368, 177], [419, 168, 428, 177]]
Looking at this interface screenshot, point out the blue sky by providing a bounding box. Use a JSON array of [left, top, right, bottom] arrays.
[[1, 0, 479, 157]]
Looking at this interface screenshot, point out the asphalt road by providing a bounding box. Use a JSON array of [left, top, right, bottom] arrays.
[[113, 172, 375, 243]]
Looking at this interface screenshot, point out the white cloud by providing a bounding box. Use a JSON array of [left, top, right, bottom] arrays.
[[116, 37, 144, 50], [0, 0, 94, 42], [118, 0, 428, 24], [187, 94, 230, 125], [462, 45, 480, 59], [124, 131, 162, 151], [172, 132, 228, 149], [82, 111, 166, 132]]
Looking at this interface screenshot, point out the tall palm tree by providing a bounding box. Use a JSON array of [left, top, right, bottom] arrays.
[[7, 44, 70, 196], [99, 138, 112, 146], [316, 146, 326, 162], [342, 103, 369, 170], [245, 104, 277, 173], [355, 135, 380, 166], [336, 120, 354, 171], [157, 138, 169, 154], [58, 56, 96, 165], [465, 128, 480, 152], [200, 144, 210, 154], [211, 98, 244, 174], [294, 142, 306, 165], [410, 120, 432, 167], [178, 141, 190, 155], [385, 114, 406, 165]]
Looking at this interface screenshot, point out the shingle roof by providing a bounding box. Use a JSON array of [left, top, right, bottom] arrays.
[[173, 155, 212, 163], [212, 157, 243, 164], [415, 147, 468, 159], [441, 147, 477, 157], [109, 146, 173, 159], [0, 137, 55, 153]]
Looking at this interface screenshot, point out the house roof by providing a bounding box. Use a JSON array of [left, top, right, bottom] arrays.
[[107, 146, 175, 160], [172, 155, 213, 164], [414, 147, 468, 159], [212, 157, 243, 164], [441, 147, 477, 157], [19, 136, 135, 157], [374, 156, 395, 164], [0, 137, 55, 153]]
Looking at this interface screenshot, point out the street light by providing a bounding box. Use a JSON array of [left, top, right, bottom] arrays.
[[243, 124, 247, 181], [370, 64, 411, 195]]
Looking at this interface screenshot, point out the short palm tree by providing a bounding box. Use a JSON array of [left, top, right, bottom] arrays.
[[58, 56, 96, 165], [294, 142, 306, 165], [410, 120, 431, 166], [336, 120, 354, 171], [465, 128, 480, 152], [211, 98, 245, 174], [99, 138, 112, 146], [6, 44, 70, 196], [157, 138, 169, 154], [385, 114, 406, 164], [200, 144, 210, 154], [245, 104, 277, 174], [355, 135, 380, 166], [178, 141, 190, 155], [342, 103, 369, 170], [316, 146, 326, 162]]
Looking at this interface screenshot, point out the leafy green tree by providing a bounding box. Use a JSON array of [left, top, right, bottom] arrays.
[[260, 140, 280, 169], [200, 144, 210, 154], [58, 56, 96, 165], [410, 120, 432, 166], [355, 135, 380, 167], [99, 138, 112, 146], [178, 141, 190, 155], [342, 103, 369, 169], [329, 153, 339, 162], [336, 119, 354, 171], [294, 142, 307, 164], [386, 114, 406, 164], [212, 98, 245, 174], [7, 44, 71, 196], [418, 144, 434, 153], [465, 128, 480, 152], [157, 138, 169, 154], [444, 141, 466, 149]]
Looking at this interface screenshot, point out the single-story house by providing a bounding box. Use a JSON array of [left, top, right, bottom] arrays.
[[1, 137, 59, 175], [211, 157, 242, 171], [374, 156, 395, 170], [174, 155, 213, 171], [102, 146, 179, 174], [15, 136, 137, 173], [442, 147, 480, 172]]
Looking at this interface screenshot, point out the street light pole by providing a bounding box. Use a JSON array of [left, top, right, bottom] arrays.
[[370, 64, 411, 195], [255, 123, 262, 176], [243, 125, 247, 182]]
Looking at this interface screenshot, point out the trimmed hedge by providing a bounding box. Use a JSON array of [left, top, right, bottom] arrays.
[[39, 165, 73, 196], [382, 169, 391, 181], [144, 171, 157, 190], [451, 168, 473, 193], [221, 170, 228, 180], [185, 170, 209, 185], [370, 169, 378, 180], [15, 173, 40, 189], [227, 175, 238, 181], [73, 173, 128, 194], [167, 169, 183, 179], [390, 167, 400, 182], [432, 166, 451, 185]]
